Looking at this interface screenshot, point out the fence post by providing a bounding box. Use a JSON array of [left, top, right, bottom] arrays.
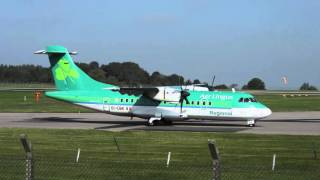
[[208, 140, 220, 180], [272, 154, 276, 171], [312, 143, 317, 160], [113, 136, 120, 152], [20, 134, 33, 180]]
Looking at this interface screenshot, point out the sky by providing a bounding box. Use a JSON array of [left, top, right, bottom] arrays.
[[1, 0, 320, 89]]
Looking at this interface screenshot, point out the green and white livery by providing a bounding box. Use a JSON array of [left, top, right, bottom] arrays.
[[36, 46, 271, 127]]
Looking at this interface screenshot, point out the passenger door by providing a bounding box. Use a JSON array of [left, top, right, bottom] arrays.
[[103, 97, 110, 112]]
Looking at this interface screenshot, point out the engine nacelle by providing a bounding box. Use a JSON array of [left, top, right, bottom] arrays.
[[151, 87, 181, 102]]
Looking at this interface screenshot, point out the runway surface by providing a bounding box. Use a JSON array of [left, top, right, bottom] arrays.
[[0, 112, 320, 135]]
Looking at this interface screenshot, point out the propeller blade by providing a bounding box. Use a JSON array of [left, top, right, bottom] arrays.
[[185, 98, 190, 104], [179, 90, 190, 114]]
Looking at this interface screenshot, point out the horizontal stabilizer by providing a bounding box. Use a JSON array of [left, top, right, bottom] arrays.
[[34, 50, 46, 54], [34, 48, 77, 55]]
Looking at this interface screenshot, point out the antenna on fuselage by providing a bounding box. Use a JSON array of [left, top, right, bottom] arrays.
[[209, 75, 216, 91]]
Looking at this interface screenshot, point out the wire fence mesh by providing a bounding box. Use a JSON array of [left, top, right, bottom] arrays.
[[1, 134, 320, 180], [1, 156, 320, 180]]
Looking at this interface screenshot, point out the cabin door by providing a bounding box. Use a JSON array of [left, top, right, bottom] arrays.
[[103, 97, 110, 112]]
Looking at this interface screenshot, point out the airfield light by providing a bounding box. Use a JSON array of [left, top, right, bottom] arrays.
[[34, 91, 42, 103]]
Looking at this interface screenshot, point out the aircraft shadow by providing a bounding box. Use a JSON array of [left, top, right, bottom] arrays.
[[29, 117, 253, 133], [31, 117, 145, 125], [260, 119, 320, 123], [31, 117, 249, 127]]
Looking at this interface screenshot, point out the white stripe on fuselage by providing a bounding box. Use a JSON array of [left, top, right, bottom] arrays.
[[74, 103, 270, 120]]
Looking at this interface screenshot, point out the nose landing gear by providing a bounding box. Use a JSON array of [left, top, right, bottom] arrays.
[[247, 119, 255, 127]]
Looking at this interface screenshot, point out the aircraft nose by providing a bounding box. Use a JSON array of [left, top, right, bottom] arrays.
[[261, 108, 272, 118]]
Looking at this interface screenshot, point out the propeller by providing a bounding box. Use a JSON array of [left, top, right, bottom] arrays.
[[179, 87, 190, 114]]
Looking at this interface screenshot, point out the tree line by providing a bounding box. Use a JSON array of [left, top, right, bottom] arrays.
[[0, 61, 195, 86], [0, 62, 317, 90], [0, 64, 52, 83]]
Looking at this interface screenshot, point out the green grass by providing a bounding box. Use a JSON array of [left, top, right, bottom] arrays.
[[0, 91, 93, 113], [256, 95, 320, 112], [1, 91, 320, 112], [0, 82, 54, 88], [0, 128, 319, 179]]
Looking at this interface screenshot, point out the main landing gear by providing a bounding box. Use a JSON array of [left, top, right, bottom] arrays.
[[247, 119, 256, 127], [147, 117, 173, 126], [147, 117, 161, 126]]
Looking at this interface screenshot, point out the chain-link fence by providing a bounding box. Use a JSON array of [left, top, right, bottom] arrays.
[[1, 157, 319, 180], [1, 134, 319, 180]]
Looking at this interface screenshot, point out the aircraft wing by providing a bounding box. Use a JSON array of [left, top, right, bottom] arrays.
[[115, 87, 159, 97], [113, 87, 182, 102]]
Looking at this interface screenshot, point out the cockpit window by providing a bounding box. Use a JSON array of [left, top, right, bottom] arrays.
[[239, 97, 258, 103], [250, 98, 257, 102]]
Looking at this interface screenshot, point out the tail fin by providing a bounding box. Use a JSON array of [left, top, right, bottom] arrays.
[[35, 45, 117, 91]]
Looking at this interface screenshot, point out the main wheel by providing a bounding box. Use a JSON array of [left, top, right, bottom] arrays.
[[147, 119, 161, 126], [162, 119, 173, 125]]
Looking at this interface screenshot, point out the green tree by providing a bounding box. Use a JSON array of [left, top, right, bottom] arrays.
[[88, 68, 106, 82], [76, 62, 91, 74], [185, 79, 192, 85], [101, 62, 149, 86], [214, 84, 228, 89], [193, 79, 201, 84], [150, 71, 167, 85], [89, 61, 99, 69], [167, 74, 184, 85], [244, 78, 266, 90], [300, 82, 318, 91]]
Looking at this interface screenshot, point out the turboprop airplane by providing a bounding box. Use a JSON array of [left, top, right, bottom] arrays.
[[35, 46, 272, 127]]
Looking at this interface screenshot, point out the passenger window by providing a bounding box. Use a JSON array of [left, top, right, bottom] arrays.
[[209, 102, 212, 106], [239, 98, 243, 102], [203, 101, 206, 105], [120, 99, 123, 102], [197, 101, 200, 105], [191, 101, 194, 105], [131, 99, 134, 103], [126, 99, 128, 102]]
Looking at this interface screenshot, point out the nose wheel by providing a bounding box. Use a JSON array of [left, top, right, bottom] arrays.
[[247, 119, 255, 127]]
